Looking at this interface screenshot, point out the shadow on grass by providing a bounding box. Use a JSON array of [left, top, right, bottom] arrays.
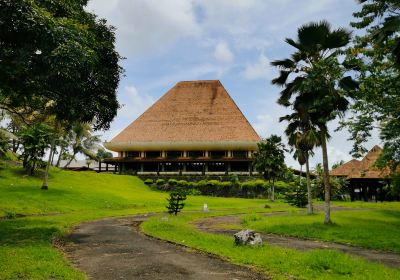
[[0, 218, 60, 246]]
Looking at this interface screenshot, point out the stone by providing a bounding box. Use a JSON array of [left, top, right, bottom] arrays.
[[203, 203, 209, 212], [234, 229, 263, 246]]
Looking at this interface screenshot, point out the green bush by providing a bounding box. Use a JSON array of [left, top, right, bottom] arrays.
[[177, 180, 188, 188], [144, 178, 154, 185], [229, 174, 239, 183], [284, 182, 308, 208], [186, 189, 202, 196], [156, 179, 165, 185], [168, 179, 178, 186]]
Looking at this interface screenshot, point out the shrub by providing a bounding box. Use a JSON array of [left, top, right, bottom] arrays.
[[144, 179, 154, 185], [168, 179, 178, 186], [229, 174, 239, 183], [284, 182, 308, 208], [177, 180, 188, 188], [156, 179, 165, 185], [186, 189, 201, 196]]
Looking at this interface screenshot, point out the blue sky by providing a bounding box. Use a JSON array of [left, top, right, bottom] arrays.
[[86, 0, 379, 168]]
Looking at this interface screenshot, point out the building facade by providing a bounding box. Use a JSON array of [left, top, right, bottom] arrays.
[[330, 146, 391, 201], [104, 80, 261, 174]]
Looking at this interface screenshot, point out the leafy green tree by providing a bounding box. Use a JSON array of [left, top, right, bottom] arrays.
[[19, 123, 52, 175], [352, 0, 400, 66], [0, 0, 122, 189], [0, 0, 121, 128], [313, 163, 349, 201], [342, 1, 400, 173], [271, 20, 356, 224], [96, 148, 113, 161], [253, 135, 287, 201]]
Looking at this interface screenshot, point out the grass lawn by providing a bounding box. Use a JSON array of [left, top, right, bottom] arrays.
[[1, 165, 400, 279], [141, 212, 400, 280], [0, 166, 269, 279], [241, 208, 400, 253]]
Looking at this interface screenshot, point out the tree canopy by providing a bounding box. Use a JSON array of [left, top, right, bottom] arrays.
[[0, 0, 122, 130], [343, 0, 400, 172]]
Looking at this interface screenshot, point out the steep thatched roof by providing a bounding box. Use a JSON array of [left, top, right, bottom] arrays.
[[105, 80, 260, 152], [330, 146, 390, 179], [330, 159, 361, 177]]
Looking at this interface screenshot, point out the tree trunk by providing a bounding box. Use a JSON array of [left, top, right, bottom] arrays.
[[56, 146, 64, 167], [299, 164, 303, 184], [320, 133, 331, 224], [64, 153, 76, 168], [305, 154, 313, 214], [42, 138, 55, 190], [271, 179, 275, 201], [50, 146, 57, 166]]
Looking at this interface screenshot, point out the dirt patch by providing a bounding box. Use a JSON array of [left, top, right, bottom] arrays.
[[193, 211, 400, 269], [63, 215, 269, 280]]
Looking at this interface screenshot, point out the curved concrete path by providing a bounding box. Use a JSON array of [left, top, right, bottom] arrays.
[[64, 215, 269, 280], [194, 213, 400, 269]]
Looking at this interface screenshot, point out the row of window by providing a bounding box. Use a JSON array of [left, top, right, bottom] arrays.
[[123, 150, 251, 159]]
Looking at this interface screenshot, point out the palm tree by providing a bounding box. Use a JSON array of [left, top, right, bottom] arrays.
[[63, 123, 100, 168], [271, 20, 356, 224], [281, 111, 324, 215]]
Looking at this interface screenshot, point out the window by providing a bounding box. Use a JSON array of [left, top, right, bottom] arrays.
[[166, 151, 182, 159], [209, 151, 226, 159], [126, 151, 140, 158], [145, 151, 161, 159], [187, 151, 204, 158], [232, 150, 248, 159]]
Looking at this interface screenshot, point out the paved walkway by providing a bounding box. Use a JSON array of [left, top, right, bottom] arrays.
[[64, 215, 269, 280]]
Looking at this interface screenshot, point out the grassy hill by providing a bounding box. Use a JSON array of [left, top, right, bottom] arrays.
[[0, 166, 270, 279]]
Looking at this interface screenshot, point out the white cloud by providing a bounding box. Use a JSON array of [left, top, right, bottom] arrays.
[[86, 0, 200, 56], [118, 86, 155, 120], [253, 114, 273, 138], [214, 41, 234, 63], [242, 54, 271, 80]]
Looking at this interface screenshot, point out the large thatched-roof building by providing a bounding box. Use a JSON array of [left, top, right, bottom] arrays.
[[103, 80, 261, 174], [330, 145, 391, 201]]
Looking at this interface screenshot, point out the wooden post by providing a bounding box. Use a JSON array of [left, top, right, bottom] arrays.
[[99, 161, 102, 173], [106, 163, 109, 172]]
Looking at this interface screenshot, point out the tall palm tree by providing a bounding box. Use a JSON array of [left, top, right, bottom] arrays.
[[271, 20, 356, 224]]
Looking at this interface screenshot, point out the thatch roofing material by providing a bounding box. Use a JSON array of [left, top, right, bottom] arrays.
[[330, 146, 389, 179], [105, 80, 260, 152], [330, 159, 360, 177]]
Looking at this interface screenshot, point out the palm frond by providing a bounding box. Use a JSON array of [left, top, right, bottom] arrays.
[[0, 128, 18, 140], [277, 76, 304, 106], [324, 28, 351, 49], [298, 20, 331, 51], [284, 38, 302, 50], [271, 71, 291, 85], [270, 59, 295, 69]]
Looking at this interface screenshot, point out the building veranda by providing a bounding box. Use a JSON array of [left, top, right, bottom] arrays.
[[103, 80, 261, 175]]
